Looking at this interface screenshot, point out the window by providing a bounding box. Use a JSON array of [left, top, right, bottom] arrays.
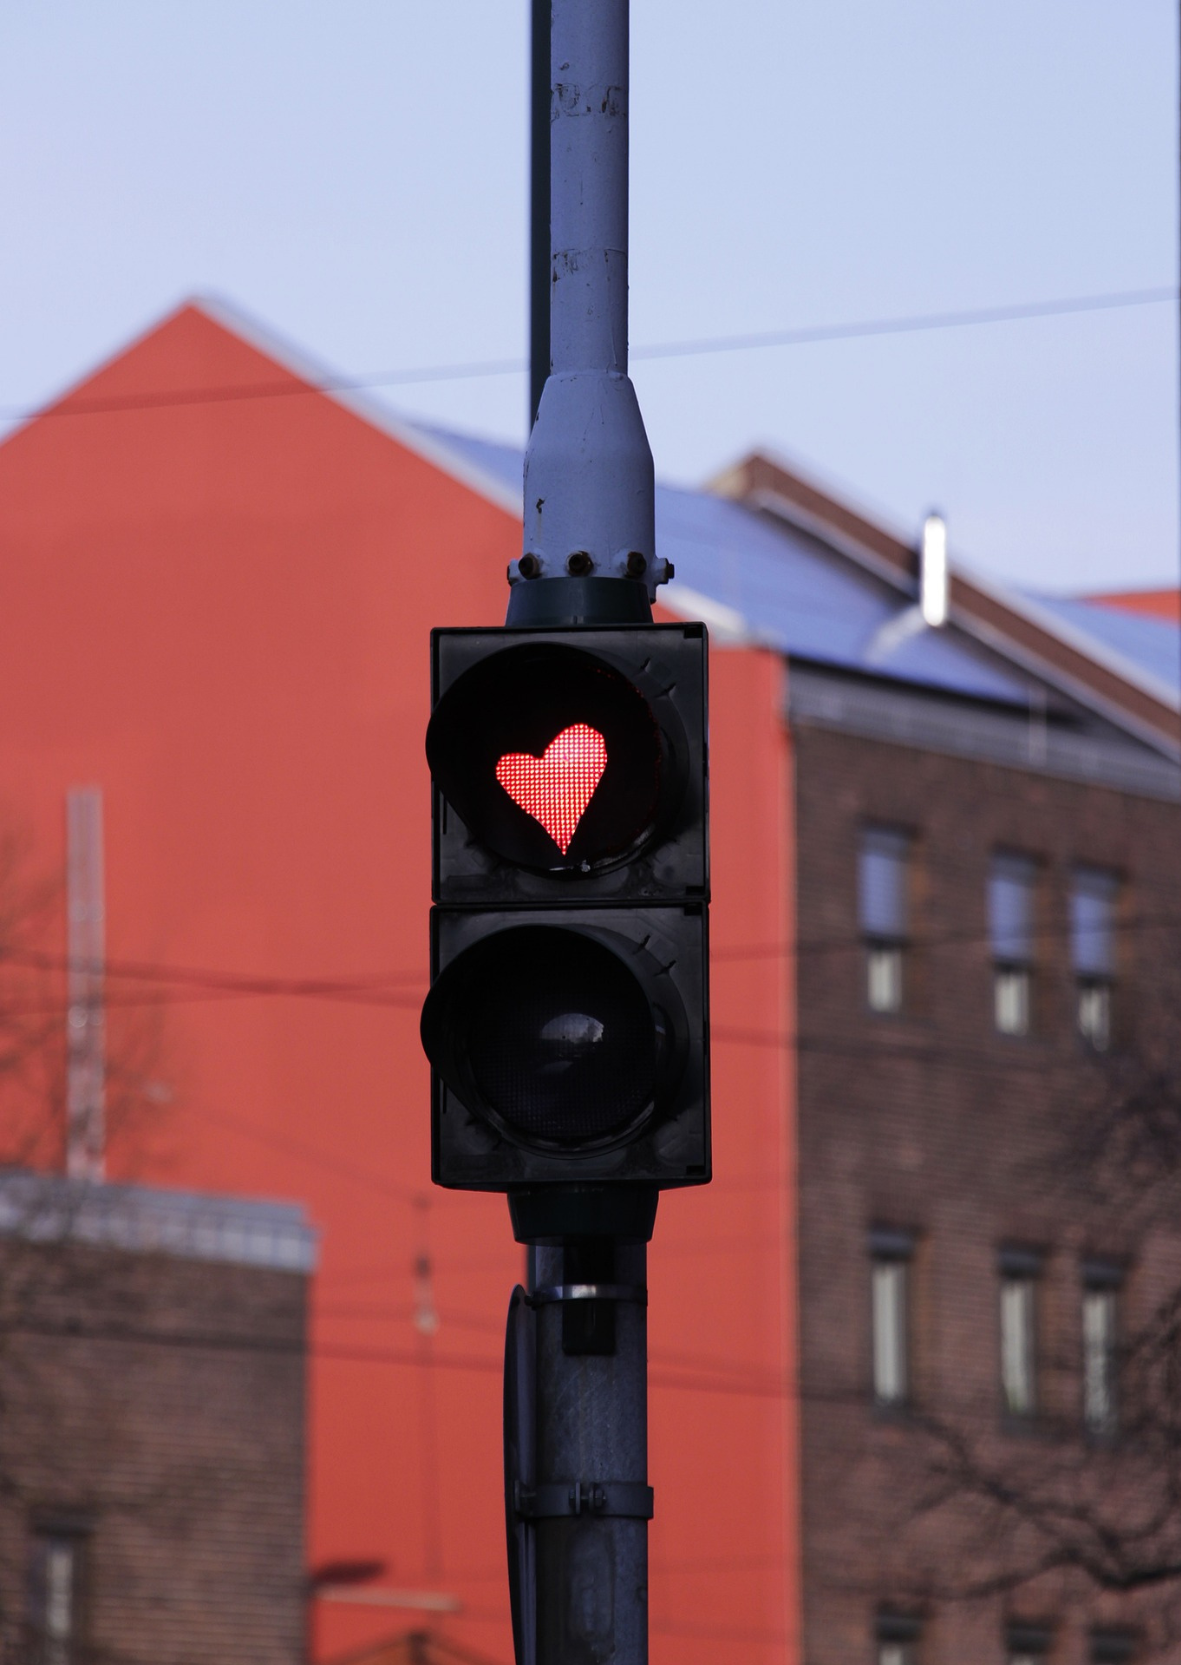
[[1007, 1621, 1051, 1665], [989, 853, 1036, 1035], [860, 827, 911, 1014], [1082, 1262, 1122, 1435], [999, 1249, 1041, 1419], [1091, 1628, 1137, 1663], [27, 1527, 88, 1665], [1071, 867, 1119, 1050], [876, 1611, 921, 1665], [870, 1229, 913, 1407]]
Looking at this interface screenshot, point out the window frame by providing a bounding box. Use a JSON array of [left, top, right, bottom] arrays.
[[876, 1610, 921, 1665], [1081, 1261, 1123, 1438], [1077, 977, 1113, 1052], [998, 1247, 1042, 1423], [859, 826, 913, 1017], [1090, 1627, 1137, 1664], [1070, 866, 1121, 1052], [1006, 1621, 1053, 1665], [869, 1228, 915, 1411], [26, 1520, 91, 1665], [989, 852, 1038, 1038]]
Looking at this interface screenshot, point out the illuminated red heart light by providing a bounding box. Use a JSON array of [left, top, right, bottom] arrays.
[[496, 724, 608, 855]]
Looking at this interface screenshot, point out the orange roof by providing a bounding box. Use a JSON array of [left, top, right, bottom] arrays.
[[1086, 588, 1180, 623]]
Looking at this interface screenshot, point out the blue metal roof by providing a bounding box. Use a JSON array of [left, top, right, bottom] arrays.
[[409, 420, 1176, 713], [1021, 593, 1180, 701], [652, 480, 1029, 703]]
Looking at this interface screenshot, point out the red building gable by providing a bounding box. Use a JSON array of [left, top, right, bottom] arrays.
[[0, 303, 798, 1663]]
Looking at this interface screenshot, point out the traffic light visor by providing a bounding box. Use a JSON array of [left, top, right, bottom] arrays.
[[427, 643, 676, 875]]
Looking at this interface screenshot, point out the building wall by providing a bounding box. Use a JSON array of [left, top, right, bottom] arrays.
[[792, 717, 1181, 1664], [0, 305, 802, 1663], [0, 1231, 307, 1663], [646, 643, 800, 1663]]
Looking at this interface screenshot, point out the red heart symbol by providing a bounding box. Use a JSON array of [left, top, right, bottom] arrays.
[[496, 724, 608, 855]]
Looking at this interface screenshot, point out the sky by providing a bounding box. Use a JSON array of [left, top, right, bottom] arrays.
[[0, 0, 1176, 594]]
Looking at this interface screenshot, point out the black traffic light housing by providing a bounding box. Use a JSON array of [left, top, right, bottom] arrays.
[[421, 621, 709, 1208], [428, 628, 706, 903]]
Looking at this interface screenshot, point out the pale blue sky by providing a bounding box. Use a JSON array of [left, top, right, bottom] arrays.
[[1, 1, 1175, 592]]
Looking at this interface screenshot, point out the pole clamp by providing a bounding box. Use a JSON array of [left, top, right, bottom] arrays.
[[528, 1283, 648, 1308], [513, 1480, 654, 1521]]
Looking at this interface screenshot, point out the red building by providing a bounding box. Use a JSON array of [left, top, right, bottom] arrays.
[[0, 300, 1177, 1663], [0, 302, 795, 1663]]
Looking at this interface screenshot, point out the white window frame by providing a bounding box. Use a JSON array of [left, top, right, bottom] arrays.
[[867, 943, 904, 1015], [1077, 979, 1112, 1052], [994, 964, 1032, 1037], [870, 1230, 914, 1408], [1071, 867, 1119, 1051], [999, 1252, 1041, 1419], [1082, 1265, 1121, 1436], [28, 1527, 88, 1665], [860, 827, 911, 1016], [990, 853, 1037, 1037]]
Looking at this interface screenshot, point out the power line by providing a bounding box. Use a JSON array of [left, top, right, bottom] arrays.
[[194, 1102, 427, 1206], [2, 943, 424, 1002], [1, 898, 1177, 1015], [314, 1339, 789, 1399], [630, 285, 1176, 363], [316, 1301, 789, 1389], [2, 285, 1172, 423]]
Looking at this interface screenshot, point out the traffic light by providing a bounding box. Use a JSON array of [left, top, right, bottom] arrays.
[[421, 623, 709, 1201]]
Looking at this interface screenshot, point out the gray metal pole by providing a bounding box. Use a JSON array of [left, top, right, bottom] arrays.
[[511, 0, 671, 601], [529, 0, 550, 430], [530, 1242, 649, 1665]]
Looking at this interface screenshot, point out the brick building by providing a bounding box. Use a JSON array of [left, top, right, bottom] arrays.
[[0, 1173, 313, 1664], [701, 458, 1180, 1663], [0, 300, 1177, 1662]]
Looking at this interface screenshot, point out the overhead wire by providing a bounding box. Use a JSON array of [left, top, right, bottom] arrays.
[[0, 285, 1172, 424], [1, 898, 1178, 1014]]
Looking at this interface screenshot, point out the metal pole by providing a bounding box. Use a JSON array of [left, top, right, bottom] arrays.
[[529, 1241, 649, 1665], [510, 0, 671, 606], [529, 0, 550, 430], [507, 5, 662, 1659]]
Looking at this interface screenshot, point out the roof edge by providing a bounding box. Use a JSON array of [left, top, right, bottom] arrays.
[[190, 295, 524, 520], [716, 449, 1181, 757], [968, 569, 1181, 712]]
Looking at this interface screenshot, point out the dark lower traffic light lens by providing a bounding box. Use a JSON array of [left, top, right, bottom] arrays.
[[448, 928, 659, 1147]]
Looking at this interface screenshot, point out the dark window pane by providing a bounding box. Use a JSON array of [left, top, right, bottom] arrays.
[[876, 1611, 921, 1665], [859, 828, 910, 939], [989, 852, 1036, 961], [1071, 867, 1118, 976]]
